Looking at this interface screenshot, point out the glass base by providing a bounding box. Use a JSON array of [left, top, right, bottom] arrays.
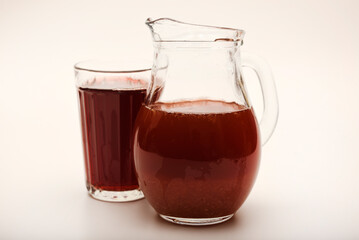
[[87, 184, 144, 202], [159, 214, 234, 226]]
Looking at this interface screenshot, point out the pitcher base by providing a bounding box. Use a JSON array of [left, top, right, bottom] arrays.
[[159, 214, 234, 226]]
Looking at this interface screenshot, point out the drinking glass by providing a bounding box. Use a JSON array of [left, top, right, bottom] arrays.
[[75, 60, 150, 202]]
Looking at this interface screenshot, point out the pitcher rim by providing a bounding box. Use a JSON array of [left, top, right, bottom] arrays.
[[146, 18, 245, 43]]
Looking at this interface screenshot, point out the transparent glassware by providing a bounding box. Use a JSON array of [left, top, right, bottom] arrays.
[[74, 60, 150, 202], [133, 18, 278, 225]]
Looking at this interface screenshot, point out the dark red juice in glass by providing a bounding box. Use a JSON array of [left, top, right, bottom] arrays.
[[78, 78, 147, 192], [133, 100, 260, 218]]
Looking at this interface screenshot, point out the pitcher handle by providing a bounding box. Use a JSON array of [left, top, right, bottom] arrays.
[[241, 52, 279, 146]]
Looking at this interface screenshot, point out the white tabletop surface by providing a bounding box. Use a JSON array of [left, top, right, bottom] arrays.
[[1, 0, 359, 239]]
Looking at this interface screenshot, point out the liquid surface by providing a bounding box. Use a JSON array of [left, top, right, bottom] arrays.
[[153, 100, 247, 114], [78, 79, 146, 191], [134, 100, 261, 218]]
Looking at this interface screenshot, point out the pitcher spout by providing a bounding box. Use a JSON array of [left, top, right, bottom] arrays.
[[146, 18, 245, 43]]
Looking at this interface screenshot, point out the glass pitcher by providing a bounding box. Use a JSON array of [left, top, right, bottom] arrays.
[[133, 18, 278, 225]]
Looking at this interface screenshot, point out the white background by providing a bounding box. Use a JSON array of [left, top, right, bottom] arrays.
[[1, 0, 359, 239]]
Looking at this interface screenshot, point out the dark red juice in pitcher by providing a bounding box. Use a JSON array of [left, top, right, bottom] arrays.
[[134, 100, 260, 218], [78, 78, 147, 192]]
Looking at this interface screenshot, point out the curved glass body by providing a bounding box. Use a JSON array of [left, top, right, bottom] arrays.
[[133, 18, 278, 225]]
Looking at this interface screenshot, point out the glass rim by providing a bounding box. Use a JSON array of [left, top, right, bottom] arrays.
[[74, 59, 152, 73]]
